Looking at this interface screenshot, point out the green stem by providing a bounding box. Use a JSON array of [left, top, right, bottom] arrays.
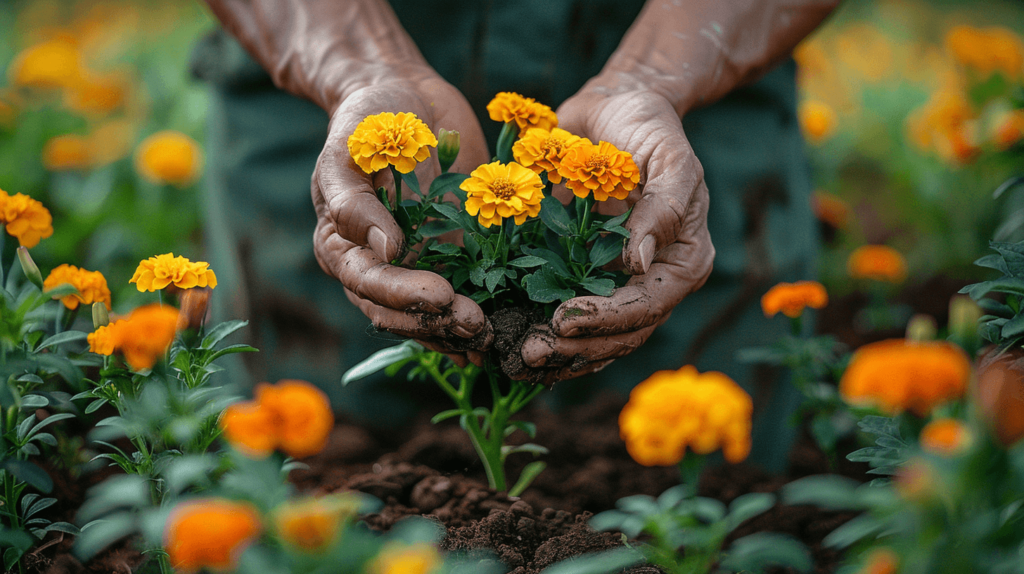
[[496, 123, 516, 163], [389, 165, 403, 211], [790, 315, 803, 338]]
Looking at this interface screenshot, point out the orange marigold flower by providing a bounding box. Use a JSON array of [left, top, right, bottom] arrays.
[[221, 401, 277, 458], [7, 37, 83, 90], [895, 458, 936, 502], [64, 71, 127, 115], [87, 320, 123, 356], [370, 543, 442, 574], [619, 365, 752, 466], [486, 92, 558, 136], [117, 304, 180, 371], [176, 287, 211, 331], [992, 109, 1024, 151], [347, 112, 437, 174], [0, 189, 53, 249], [130, 253, 217, 292], [221, 380, 335, 459], [945, 25, 1024, 80], [135, 130, 204, 187], [811, 191, 851, 229], [43, 264, 111, 310], [558, 140, 641, 202], [906, 89, 979, 164], [920, 418, 971, 456], [847, 245, 907, 283], [799, 100, 837, 143], [857, 547, 898, 574], [976, 352, 1024, 446], [460, 161, 544, 228], [760, 281, 828, 318], [273, 494, 358, 553], [42, 134, 91, 171], [839, 339, 971, 416], [512, 127, 586, 184], [164, 498, 262, 573]]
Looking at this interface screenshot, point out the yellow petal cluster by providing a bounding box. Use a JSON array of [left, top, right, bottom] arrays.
[[906, 89, 979, 164], [347, 112, 437, 174], [798, 100, 838, 144], [88, 304, 181, 371], [619, 365, 752, 466], [6, 37, 84, 90], [512, 127, 586, 184], [847, 245, 907, 284], [165, 498, 262, 574], [42, 135, 91, 171], [945, 25, 1024, 80], [64, 71, 127, 116], [460, 161, 544, 228], [130, 253, 217, 292], [760, 281, 828, 318], [558, 140, 640, 202], [487, 92, 558, 136], [839, 339, 971, 416], [273, 494, 358, 553], [43, 264, 111, 310], [0, 189, 53, 248], [220, 380, 335, 459], [370, 543, 442, 574], [134, 130, 204, 187]]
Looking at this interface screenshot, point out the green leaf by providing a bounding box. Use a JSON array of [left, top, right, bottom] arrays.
[[692, 497, 727, 523], [36, 330, 88, 351], [207, 344, 259, 363], [539, 195, 574, 236], [23, 497, 56, 519], [43, 522, 81, 535], [505, 421, 537, 439], [540, 547, 644, 574], [616, 494, 659, 517], [427, 173, 470, 201], [0, 526, 34, 553], [523, 269, 575, 304], [430, 409, 464, 424], [85, 399, 108, 414], [484, 268, 506, 292], [589, 234, 624, 267], [721, 533, 812, 574], [342, 340, 425, 385], [431, 202, 463, 222], [508, 256, 548, 268], [588, 510, 628, 532], [961, 278, 1024, 300], [72, 514, 137, 561], [19, 395, 48, 409], [522, 247, 571, 277], [1002, 314, 1024, 338], [822, 513, 885, 548], [508, 461, 547, 498], [501, 443, 549, 458], [579, 277, 615, 297], [464, 232, 481, 259], [974, 253, 1010, 275], [428, 242, 462, 256], [727, 492, 775, 531], [27, 413, 75, 439], [782, 475, 862, 510], [2, 460, 52, 493], [200, 320, 249, 350], [400, 171, 423, 197], [420, 219, 462, 238], [656, 485, 690, 511]]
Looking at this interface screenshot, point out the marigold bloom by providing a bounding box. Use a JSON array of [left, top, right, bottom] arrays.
[[347, 112, 437, 174], [42, 135, 91, 171], [7, 37, 83, 89], [992, 109, 1024, 150], [847, 245, 907, 283], [165, 498, 262, 573], [43, 264, 111, 310], [558, 140, 641, 202], [220, 401, 277, 458], [273, 494, 358, 553], [857, 547, 898, 574], [895, 458, 936, 502], [0, 189, 53, 248], [512, 127, 586, 184], [486, 92, 558, 135], [945, 25, 1024, 79], [619, 365, 752, 466], [811, 191, 851, 229], [906, 90, 979, 164], [130, 253, 217, 292], [87, 321, 123, 356], [799, 100, 837, 143], [760, 281, 828, 318], [839, 339, 971, 416], [370, 543, 442, 574], [976, 352, 1024, 446], [221, 380, 335, 459], [64, 71, 127, 115], [117, 304, 180, 370], [460, 161, 544, 228], [176, 287, 211, 331], [135, 130, 204, 187], [920, 418, 971, 456]]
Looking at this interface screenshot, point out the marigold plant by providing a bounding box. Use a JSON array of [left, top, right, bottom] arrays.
[[905, 89, 979, 164], [43, 264, 111, 310], [164, 498, 262, 573], [992, 109, 1024, 150], [460, 161, 544, 228], [944, 25, 1024, 80], [0, 188, 54, 248], [847, 244, 908, 283], [134, 130, 204, 187], [512, 127, 586, 183], [88, 304, 180, 371], [130, 253, 217, 292], [920, 418, 971, 456], [272, 494, 358, 553], [486, 91, 558, 136], [370, 542, 442, 574], [6, 37, 83, 89], [221, 379, 335, 459], [619, 365, 752, 466], [760, 281, 828, 318], [838, 339, 971, 416], [798, 99, 838, 143], [558, 139, 641, 201], [42, 134, 91, 171], [347, 111, 437, 174]]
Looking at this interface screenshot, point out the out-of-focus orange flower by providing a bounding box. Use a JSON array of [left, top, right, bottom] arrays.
[[945, 25, 1024, 80], [221, 380, 335, 459], [176, 287, 211, 331], [920, 418, 971, 456], [895, 458, 936, 502], [794, 38, 830, 84], [847, 245, 907, 284], [370, 543, 442, 574], [811, 191, 851, 229], [857, 547, 898, 574], [620, 365, 752, 466], [512, 127, 586, 184], [273, 494, 358, 553], [42, 135, 91, 171], [992, 109, 1024, 150], [835, 24, 894, 82], [799, 100, 838, 144], [165, 498, 262, 573], [134, 131, 204, 187], [7, 37, 83, 90], [839, 339, 971, 416], [43, 264, 111, 310], [558, 140, 641, 202], [130, 253, 217, 292], [87, 320, 122, 356], [760, 281, 828, 318], [0, 189, 53, 248], [117, 304, 180, 371], [976, 351, 1024, 446], [906, 89, 979, 164], [487, 92, 558, 136], [64, 70, 127, 115]]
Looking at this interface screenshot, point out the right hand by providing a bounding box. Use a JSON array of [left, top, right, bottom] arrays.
[[311, 74, 494, 365]]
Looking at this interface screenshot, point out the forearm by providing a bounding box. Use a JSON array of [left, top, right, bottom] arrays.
[[588, 0, 841, 115], [203, 0, 434, 113]]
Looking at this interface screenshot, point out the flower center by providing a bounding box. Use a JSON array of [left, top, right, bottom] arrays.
[[489, 178, 517, 200], [542, 136, 562, 154], [587, 154, 610, 171]]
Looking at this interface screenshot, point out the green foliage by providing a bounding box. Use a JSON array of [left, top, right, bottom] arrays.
[[845, 416, 909, 484], [961, 240, 1024, 350]]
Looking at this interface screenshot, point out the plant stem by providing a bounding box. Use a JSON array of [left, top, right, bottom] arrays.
[[389, 165, 403, 212]]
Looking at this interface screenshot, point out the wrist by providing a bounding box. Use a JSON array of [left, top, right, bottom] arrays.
[[576, 69, 700, 118], [321, 63, 439, 115]]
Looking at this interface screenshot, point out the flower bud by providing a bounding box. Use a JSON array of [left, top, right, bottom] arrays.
[[92, 301, 110, 329], [16, 247, 43, 290], [905, 314, 937, 342], [176, 287, 211, 332], [948, 295, 982, 344], [437, 128, 460, 173]]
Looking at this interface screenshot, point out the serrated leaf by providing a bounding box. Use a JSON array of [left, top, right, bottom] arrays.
[[419, 219, 462, 238], [523, 268, 575, 304]]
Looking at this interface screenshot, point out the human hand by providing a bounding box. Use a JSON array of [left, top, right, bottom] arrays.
[[311, 74, 494, 365], [514, 88, 715, 385]]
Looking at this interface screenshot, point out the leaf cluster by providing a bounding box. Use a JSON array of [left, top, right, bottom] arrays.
[[961, 240, 1024, 349]]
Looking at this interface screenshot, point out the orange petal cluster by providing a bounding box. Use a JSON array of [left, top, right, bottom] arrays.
[[847, 245, 907, 283], [839, 339, 971, 416], [857, 547, 899, 574], [906, 89, 979, 164], [811, 191, 851, 229], [273, 494, 358, 553], [512, 127, 585, 184], [42, 135, 91, 171], [88, 304, 180, 371], [0, 189, 54, 248], [798, 100, 838, 143], [760, 281, 828, 318], [43, 264, 111, 310], [130, 253, 217, 292], [920, 418, 972, 456], [619, 365, 752, 466], [370, 543, 442, 574], [975, 352, 1024, 446], [460, 161, 544, 228], [164, 498, 262, 573], [134, 130, 204, 187], [945, 25, 1024, 80], [558, 140, 641, 202], [221, 380, 335, 459], [993, 109, 1024, 151], [347, 112, 437, 174], [486, 92, 558, 136], [6, 37, 84, 90]]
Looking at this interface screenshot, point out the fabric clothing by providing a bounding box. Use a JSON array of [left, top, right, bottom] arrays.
[[190, 1, 819, 471]]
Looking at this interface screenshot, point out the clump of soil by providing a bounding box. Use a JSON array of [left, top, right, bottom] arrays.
[[490, 307, 545, 383]]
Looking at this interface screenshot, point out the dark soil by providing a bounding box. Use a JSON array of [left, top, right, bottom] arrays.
[[490, 307, 546, 384]]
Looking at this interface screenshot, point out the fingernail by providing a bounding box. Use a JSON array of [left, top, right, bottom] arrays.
[[452, 325, 475, 338], [367, 226, 390, 260], [638, 235, 656, 274]]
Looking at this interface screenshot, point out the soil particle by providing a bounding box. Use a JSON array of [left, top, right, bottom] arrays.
[[490, 307, 545, 382]]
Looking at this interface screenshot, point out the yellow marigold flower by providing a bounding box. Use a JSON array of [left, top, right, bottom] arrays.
[[760, 281, 828, 318], [512, 127, 586, 184], [130, 253, 217, 292], [42, 134, 91, 171], [370, 543, 442, 574], [839, 339, 971, 416], [619, 365, 752, 466], [165, 498, 262, 574], [811, 191, 851, 229], [992, 109, 1024, 151], [135, 130, 204, 187], [798, 100, 837, 144], [346, 112, 437, 174], [906, 90, 979, 164], [847, 245, 907, 283], [486, 92, 558, 136], [117, 304, 180, 371], [43, 264, 111, 310], [945, 25, 1024, 79], [460, 161, 544, 228], [6, 37, 83, 90], [558, 140, 641, 202], [64, 71, 127, 115], [273, 494, 358, 553], [793, 38, 830, 83], [87, 320, 123, 356], [0, 189, 54, 248], [221, 380, 335, 459], [857, 547, 898, 574], [920, 418, 972, 456]]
